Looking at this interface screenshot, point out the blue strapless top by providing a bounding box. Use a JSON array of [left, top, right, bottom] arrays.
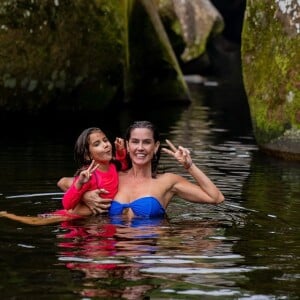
[[109, 196, 165, 217]]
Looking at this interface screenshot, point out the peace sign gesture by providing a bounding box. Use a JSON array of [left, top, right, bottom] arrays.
[[162, 139, 193, 170], [76, 160, 99, 187], [114, 137, 125, 151]]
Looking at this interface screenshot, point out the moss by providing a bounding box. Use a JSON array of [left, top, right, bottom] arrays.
[[0, 0, 190, 112], [242, 0, 300, 146], [0, 0, 126, 112]]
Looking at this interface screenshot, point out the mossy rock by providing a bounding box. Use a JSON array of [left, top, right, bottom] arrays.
[[242, 0, 300, 160]]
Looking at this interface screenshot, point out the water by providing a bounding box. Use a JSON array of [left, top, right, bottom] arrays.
[[0, 82, 299, 299]]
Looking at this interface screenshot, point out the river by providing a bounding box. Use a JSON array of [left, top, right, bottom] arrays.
[[0, 80, 299, 299]]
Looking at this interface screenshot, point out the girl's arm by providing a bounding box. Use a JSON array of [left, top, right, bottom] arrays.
[[62, 160, 99, 210], [114, 137, 128, 171], [62, 176, 91, 210], [57, 176, 110, 215]]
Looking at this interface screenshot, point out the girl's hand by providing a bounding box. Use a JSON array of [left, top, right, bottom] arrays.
[[114, 137, 127, 160], [114, 137, 125, 151], [162, 139, 193, 170], [77, 160, 99, 186]]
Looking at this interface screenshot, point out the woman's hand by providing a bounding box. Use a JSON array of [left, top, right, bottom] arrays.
[[162, 139, 193, 170], [81, 189, 112, 215]]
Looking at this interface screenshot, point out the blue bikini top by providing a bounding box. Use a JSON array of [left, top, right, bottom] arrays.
[[109, 196, 165, 217]]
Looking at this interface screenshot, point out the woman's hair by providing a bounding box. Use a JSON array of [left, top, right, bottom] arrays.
[[125, 120, 161, 178]]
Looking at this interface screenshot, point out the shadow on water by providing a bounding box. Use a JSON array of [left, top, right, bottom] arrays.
[[0, 81, 299, 299]]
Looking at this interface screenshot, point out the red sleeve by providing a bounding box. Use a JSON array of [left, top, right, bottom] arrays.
[[116, 148, 128, 171], [62, 177, 91, 210]]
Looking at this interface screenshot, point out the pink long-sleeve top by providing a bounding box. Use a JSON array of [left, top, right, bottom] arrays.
[[62, 163, 119, 210], [62, 149, 127, 211]]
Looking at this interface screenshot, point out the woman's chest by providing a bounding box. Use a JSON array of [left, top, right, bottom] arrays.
[[117, 174, 171, 202]]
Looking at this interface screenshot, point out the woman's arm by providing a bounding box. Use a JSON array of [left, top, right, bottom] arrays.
[[57, 177, 74, 192], [81, 190, 112, 214], [162, 139, 224, 204], [57, 177, 111, 214]]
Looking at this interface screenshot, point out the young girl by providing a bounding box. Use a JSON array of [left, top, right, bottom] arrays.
[[0, 127, 128, 225]]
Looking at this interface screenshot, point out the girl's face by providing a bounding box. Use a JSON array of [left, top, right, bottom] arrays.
[[88, 131, 112, 163], [127, 128, 160, 165]]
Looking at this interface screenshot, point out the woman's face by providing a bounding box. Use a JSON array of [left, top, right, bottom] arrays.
[[88, 131, 112, 163], [127, 128, 160, 165]]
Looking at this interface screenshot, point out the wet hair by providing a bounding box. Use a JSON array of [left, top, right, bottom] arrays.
[[73, 127, 121, 176], [125, 120, 161, 178], [74, 127, 102, 167]]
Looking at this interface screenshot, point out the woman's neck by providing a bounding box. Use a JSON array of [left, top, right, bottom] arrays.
[[129, 165, 152, 179]]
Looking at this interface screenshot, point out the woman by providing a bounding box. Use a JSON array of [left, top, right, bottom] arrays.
[[59, 121, 224, 218]]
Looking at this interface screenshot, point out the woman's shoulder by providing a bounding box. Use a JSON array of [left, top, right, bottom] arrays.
[[156, 172, 182, 181]]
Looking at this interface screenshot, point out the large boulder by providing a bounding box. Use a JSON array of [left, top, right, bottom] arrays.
[[157, 0, 224, 62], [242, 0, 300, 160], [0, 0, 125, 113], [0, 0, 191, 114]]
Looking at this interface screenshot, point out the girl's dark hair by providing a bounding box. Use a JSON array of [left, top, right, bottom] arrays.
[[125, 120, 161, 178], [73, 127, 121, 176], [74, 127, 102, 167]]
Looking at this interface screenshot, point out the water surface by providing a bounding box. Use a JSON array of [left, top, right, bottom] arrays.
[[0, 82, 299, 299]]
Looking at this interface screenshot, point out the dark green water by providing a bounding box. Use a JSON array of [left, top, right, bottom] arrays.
[[0, 82, 299, 299]]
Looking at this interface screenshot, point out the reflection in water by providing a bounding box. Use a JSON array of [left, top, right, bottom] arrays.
[[56, 216, 229, 299]]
